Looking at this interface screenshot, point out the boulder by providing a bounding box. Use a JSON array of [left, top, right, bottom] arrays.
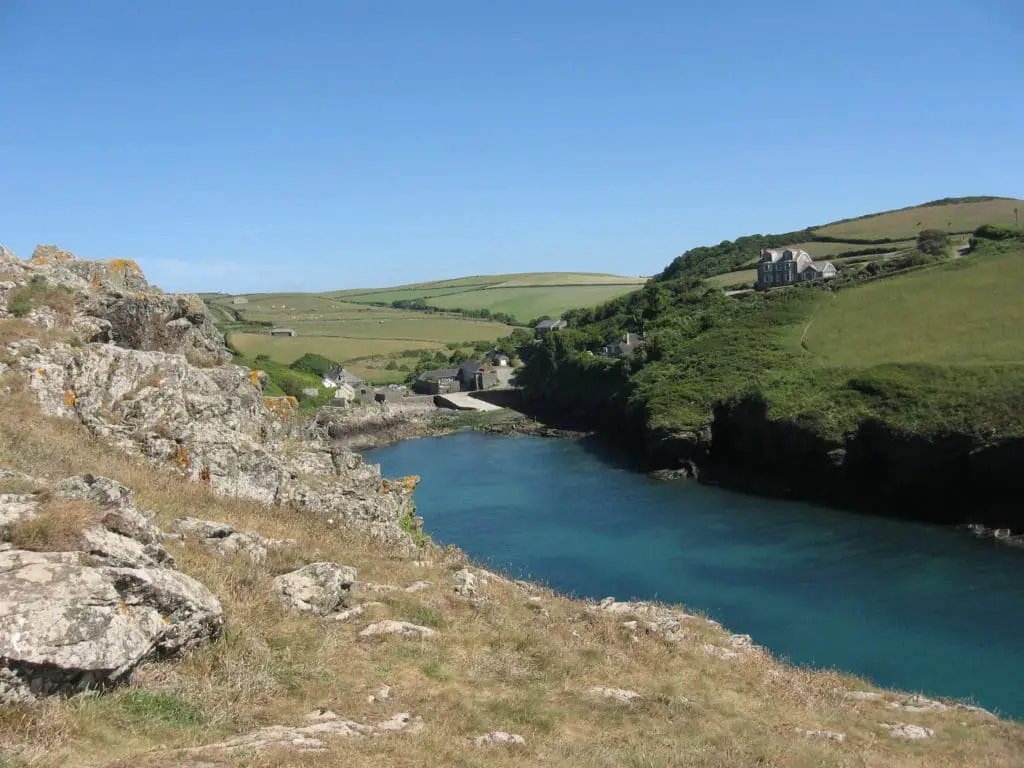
[[0, 548, 223, 702], [273, 562, 356, 615], [452, 568, 478, 596]]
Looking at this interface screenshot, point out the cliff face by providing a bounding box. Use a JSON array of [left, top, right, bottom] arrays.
[[0, 245, 416, 544]]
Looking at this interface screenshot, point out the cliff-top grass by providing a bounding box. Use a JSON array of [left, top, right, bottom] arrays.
[[1, 366, 1023, 767]]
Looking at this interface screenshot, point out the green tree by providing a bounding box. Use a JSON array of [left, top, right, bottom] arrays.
[[917, 229, 950, 258]]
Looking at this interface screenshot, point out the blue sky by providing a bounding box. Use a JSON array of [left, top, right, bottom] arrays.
[[1, 1, 1021, 293]]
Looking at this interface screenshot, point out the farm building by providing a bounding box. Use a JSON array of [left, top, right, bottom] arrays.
[[269, 327, 297, 336], [487, 350, 510, 366], [231, 297, 249, 305], [457, 361, 499, 391], [756, 249, 836, 289], [414, 368, 462, 395], [535, 319, 567, 337]]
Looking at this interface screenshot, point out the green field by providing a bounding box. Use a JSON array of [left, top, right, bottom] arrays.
[[803, 246, 1024, 367], [332, 272, 647, 321], [708, 269, 757, 287], [205, 272, 644, 376], [230, 333, 445, 365]]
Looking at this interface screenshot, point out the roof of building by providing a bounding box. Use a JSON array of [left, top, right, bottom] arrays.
[[417, 368, 460, 381], [535, 319, 565, 330], [760, 248, 811, 264], [458, 361, 485, 375], [329, 367, 365, 385], [270, 327, 296, 333]]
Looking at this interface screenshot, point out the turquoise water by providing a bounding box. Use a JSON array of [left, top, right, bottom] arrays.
[[370, 431, 1024, 718]]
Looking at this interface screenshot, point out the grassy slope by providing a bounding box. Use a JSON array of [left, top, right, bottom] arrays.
[[2, 385, 1022, 768], [815, 198, 1021, 239], [805, 247, 1024, 367], [708, 197, 1020, 285]]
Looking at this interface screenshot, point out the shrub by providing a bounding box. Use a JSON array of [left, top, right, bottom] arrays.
[[973, 223, 1023, 241], [7, 277, 75, 320]]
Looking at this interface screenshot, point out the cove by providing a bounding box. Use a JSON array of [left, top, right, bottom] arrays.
[[370, 431, 1024, 719]]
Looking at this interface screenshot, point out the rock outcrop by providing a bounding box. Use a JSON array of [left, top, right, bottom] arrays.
[[273, 562, 356, 615], [0, 244, 418, 546], [0, 474, 223, 703], [172, 516, 295, 562], [171, 711, 423, 756]]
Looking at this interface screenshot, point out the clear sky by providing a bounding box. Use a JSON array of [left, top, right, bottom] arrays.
[[1, 1, 1021, 293]]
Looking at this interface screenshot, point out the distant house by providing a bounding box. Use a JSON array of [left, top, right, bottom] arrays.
[[756, 249, 836, 289], [487, 350, 510, 367], [231, 297, 249, 305], [600, 332, 645, 358], [457, 361, 499, 391], [414, 368, 462, 395], [325, 368, 365, 389], [535, 319, 567, 337], [269, 328, 297, 336]]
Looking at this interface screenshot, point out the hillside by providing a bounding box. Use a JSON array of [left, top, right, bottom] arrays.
[[681, 196, 1021, 289], [2, 245, 1023, 767], [515, 220, 1024, 529], [204, 272, 646, 383]]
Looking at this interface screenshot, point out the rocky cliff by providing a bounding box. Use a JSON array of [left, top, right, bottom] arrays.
[[0, 245, 417, 543]]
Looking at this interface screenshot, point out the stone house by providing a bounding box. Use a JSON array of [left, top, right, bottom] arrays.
[[600, 332, 645, 358], [413, 368, 462, 395], [535, 319, 567, 337], [269, 328, 297, 337], [756, 249, 837, 289], [457, 361, 499, 391]]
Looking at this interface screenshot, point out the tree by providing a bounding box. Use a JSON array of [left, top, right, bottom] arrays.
[[916, 229, 950, 258]]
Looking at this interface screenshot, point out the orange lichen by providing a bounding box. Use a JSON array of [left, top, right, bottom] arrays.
[[400, 475, 420, 492], [263, 396, 299, 421], [174, 444, 191, 469], [91, 275, 103, 287], [107, 258, 141, 273], [63, 389, 77, 407], [35, 369, 46, 376], [249, 370, 265, 387], [199, 467, 211, 485]]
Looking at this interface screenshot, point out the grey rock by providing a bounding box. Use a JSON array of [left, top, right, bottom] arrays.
[[470, 731, 526, 747], [403, 580, 432, 593], [452, 568, 478, 596], [795, 728, 845, 742], [0, 548, 222, 702], [174, 712, 423, 754], [358, 621, 438, 639], [273, 562, 356, 615], [880, 722, 935, 740], [172, 517, 295, 562], [587, 686, 642, 704]]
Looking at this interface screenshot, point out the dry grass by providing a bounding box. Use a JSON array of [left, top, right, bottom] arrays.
[[8, 497, 102, 552], [0, 377, 1022, 767]]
